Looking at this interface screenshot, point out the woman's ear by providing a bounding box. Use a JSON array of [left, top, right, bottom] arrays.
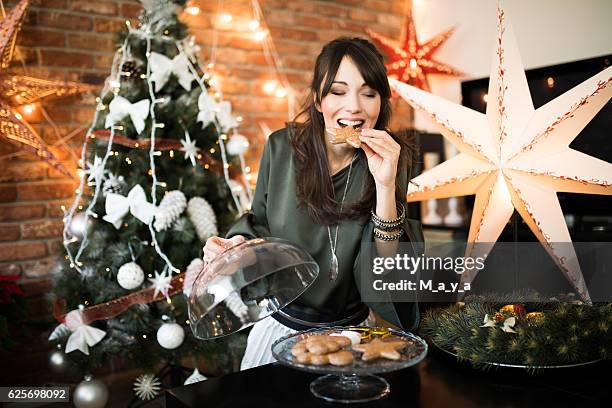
[[313, 93, 321, 113]]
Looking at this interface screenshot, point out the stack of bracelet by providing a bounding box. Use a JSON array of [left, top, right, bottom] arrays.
[[372, 204, 405, 241]]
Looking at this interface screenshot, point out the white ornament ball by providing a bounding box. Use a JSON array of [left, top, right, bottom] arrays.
[[226, 133, 249, 155], [117, 262, 145, 290], [156, 323, 185, 350], [69, 212, 90, 238], [73, 375, 109, 408], [49, 345, 69, 373]]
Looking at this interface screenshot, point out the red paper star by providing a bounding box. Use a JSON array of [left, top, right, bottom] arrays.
[[367, 12, 461, 91]]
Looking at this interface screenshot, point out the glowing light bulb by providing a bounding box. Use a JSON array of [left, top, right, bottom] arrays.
[[409, 58, 418, 70], [185, 6, 200, 15], [263, 80, 277, 94], [275, 87, 287, 98], [547, 77, 555, 88], [482, 93, 488, 103], [254, 30, 267, 42], [220, 13, 232, 23], [248, 20, 260, 30]]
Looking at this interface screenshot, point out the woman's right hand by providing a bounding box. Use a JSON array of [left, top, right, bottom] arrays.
[[202, 235, 246, 264], [200, 235, 247, 284]]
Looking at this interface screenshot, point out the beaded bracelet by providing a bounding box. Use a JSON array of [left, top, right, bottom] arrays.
[[371, 204, 405, 230], [374, 227, 404, 241]]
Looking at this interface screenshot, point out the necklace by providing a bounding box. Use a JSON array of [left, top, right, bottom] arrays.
[[327, 153, 356, 281]]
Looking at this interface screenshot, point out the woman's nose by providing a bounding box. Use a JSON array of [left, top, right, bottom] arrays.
[[345, 93, 362, 113]]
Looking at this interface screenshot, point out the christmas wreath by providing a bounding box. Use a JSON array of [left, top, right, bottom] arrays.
[[422, 294, 611, 373]]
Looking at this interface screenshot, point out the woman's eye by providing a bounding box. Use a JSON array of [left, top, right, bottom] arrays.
[[363, 93, 376, 98], [331, 91, 345, 95]]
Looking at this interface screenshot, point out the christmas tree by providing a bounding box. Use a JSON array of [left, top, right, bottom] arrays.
[[49, 0, 249, 382]]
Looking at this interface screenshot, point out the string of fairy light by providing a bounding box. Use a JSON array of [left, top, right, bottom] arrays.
[[62, 14, 253, 276], [182, 0, 296, 116], [63, 0, 292, 273]]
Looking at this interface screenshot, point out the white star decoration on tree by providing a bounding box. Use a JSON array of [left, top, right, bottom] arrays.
[[391, 4, 611, 302], [84, 156, 104, 183], [180, 130, 197, 167], [149, 270, 172, 299]]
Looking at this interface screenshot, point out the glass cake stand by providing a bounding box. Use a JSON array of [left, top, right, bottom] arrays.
[[271, 326, 428, 403]]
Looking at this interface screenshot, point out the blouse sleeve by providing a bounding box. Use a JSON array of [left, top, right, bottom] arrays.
[[353, 148, 424, 331], [224, 138, 272, 240]]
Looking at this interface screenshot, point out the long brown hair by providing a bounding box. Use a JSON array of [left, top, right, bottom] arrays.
[[289, 37, 410, 226]]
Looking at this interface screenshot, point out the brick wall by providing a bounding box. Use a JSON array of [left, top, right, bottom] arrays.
[[0, 0, 143, 311], [0, 0, 413, 308]]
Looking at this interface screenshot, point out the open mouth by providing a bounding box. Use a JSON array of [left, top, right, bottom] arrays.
[[337, 119, 365, 129]]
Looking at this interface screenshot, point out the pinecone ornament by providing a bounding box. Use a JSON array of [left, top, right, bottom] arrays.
[[183, 257, 204, 297], [154, 191, 187, 231], [121, 60, 141, 79], [187, 197, 218, 242], [102, 173, 125, 195]]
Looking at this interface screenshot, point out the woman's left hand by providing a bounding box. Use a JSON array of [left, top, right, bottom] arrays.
[[359, 128, 400, 190]]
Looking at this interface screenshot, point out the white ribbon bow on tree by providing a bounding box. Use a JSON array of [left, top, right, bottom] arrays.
[[105, 96, 150, 134], [49, 309, 106, 355], [197, 91, 238, 132], [103, 184, 157, 229], [197, 90, 216, 128], [215, 101, 238, 131], [149, 51, 195, 92]]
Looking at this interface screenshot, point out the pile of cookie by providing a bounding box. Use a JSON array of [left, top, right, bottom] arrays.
[[290, 329, 409, 367]]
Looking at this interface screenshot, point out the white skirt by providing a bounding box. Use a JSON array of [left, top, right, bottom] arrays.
[[240, 311, 374, 371]]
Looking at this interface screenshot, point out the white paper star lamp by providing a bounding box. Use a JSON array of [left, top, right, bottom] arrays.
[[390, 4, 612, 302]]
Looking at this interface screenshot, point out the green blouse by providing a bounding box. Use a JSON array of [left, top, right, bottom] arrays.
[[226, 127, 422, 330]]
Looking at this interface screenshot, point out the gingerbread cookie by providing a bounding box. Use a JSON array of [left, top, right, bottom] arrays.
[[353, 338, 407, 361], [295, 350, 353, 366], [291, 342, 308, 357], [327, 350, 353, 366], [295, 352, 329, 365], [309, 340, 340, 354], [327, 127, 362, 148], [328, 335, 352, 347], [291, 334, 354, 366], [332, 331, 361, 346]]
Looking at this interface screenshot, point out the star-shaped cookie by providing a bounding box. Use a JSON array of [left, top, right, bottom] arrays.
[[327, 126, 361, 148], [353, 338, 407, 361]]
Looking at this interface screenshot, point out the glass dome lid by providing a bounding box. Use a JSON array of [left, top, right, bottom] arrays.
[[188, 237, 319, 340]]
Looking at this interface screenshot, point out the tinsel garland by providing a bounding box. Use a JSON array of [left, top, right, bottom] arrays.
[[421, 294, 611, 373]]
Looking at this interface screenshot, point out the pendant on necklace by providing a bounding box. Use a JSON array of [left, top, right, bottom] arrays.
[[329, 253, 339, 281]]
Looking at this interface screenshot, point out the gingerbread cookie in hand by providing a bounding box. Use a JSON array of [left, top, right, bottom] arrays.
[[327, 127, 362, 148]]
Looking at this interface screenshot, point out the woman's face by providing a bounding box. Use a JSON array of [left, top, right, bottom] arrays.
[[317, 56, 381, 133]]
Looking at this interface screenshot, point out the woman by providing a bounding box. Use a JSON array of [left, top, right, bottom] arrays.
[[204, 37, 423, 370]]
